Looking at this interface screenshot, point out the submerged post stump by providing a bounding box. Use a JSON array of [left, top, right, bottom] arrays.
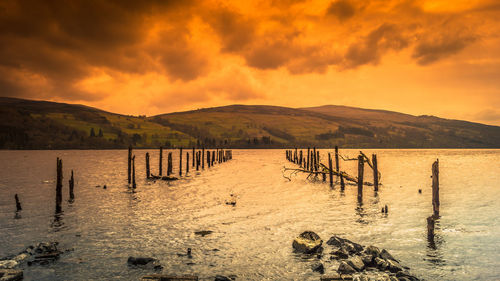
[[179, 148, 183, 177], [340, 173, 345, 191], [432, 159, 440, 217], [56, 158, 63, 213], [373, 154, 379, 192], [196, 151, 200, 171], [328, 153, 333, 188], [427, 216, 435, 241], [145, 153, 150, 179], [132, 155, 136, 189], [159, 147, 163, 176], [186, 152, 190, 175], [357, 154, 364, 201], [128, 146, 132, 184], [15, 194, 22, 211], [69, 170, 75, 200]]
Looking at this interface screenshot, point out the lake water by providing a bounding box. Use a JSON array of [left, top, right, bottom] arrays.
[[0, 149, 499, 280]]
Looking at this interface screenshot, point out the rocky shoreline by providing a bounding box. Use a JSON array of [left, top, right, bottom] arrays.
[[293, 231, 421, 281]]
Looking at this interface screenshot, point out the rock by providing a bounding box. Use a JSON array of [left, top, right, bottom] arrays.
[[327, 236, 363, 254], [360, 254, 373, 266], [320, 272, 342, 280], [347, 256, 365, 272], [13, 253, 29, 262], [312, 262, 325, 274], [363, 246, 381, 258], [34, 242, 58, 254], [214, 275, 234, 281], [0, 260, 18, 269], [374, 257, 389, 271], [194, 230, 213, 237], [0, 269, 23, 281], [127, 257, 162, 270], [386, 259, 403, 273], [396, 271, 419, 281], [330, 248, 349, 260], [380, 249, 397, 262], [141, 274, 198, 280], [292, 231, 323, 254], [338, 261, 356, 274], [340, 274, 353, 280]]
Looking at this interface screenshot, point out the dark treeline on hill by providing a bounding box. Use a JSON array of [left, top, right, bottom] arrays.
[[1, 97, 500, 149]]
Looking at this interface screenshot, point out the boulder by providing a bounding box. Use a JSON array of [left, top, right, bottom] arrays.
[[386, 259, 403, 273], [312, 262, 325, 274], [330, 248, 349, 260], [363, 246, 380, 258], [292, 231, 323, 254], [0, 269, 23, 281], [0, 261, 17, 270], [127, 257, 162, 270], [380, 249, 397, 262], [347, 256, 365, 272], [214, 275, 234, 281], [320, 272, 342, 280], [338, 261, 356, 274], [374, 257, 389, 271], [327, 236, 363, 254]]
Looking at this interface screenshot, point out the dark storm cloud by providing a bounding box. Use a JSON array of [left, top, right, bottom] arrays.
[[205, 8, 256, 53], [326, 0, 355, 21], [412, 34, 477, 65]]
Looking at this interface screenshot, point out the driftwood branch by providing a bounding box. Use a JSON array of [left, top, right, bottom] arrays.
[[283, 165, 373, 186]]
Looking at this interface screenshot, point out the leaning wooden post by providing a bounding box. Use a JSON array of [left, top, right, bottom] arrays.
[[128, 146, 132, 184], [192, 147, 195, 167], [132, 155, 136, 189], [15, 194, 22, 211], [159, 147, 163, 176], [179, 148, 183, 177], [372, 154, 379, 192], [316, 151, 320, 172], [357, 154, 364, 201], [340, 173, 345, 191], [145, 153, 150, 179], [427, 216, 435, 241], [167, 152, 172, 176], [186, 152, 190, 175], [432, 159, 440, 217], [328, 153, 333, 188], [56, 158, 63, 213], [69, 170, 75, 200], [335, 146, 339, 174]]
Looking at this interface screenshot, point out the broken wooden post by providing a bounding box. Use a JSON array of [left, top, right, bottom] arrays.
[[55, 158, 63, 213], [167, 152, 172, 176], [128, 146, 132, 184], [159, 147, 163, 176], [15, 194, 22, 211], [373, 154, 379, 192], [186, 152, 190, 175], [202, 147, 205, 169], [179, 148, 183, 177], [145, 153, 150, 179], [335, 145, 339, 174], [432, 159, 440, 217], [192, 147, 195, 167], [328, 153, 333, 188], [132, 155, 136, 189], [340, 173, 345, 191], [69, 170, 75, 200], [427, 216, 435, 241], [357, 154, 364, 201]]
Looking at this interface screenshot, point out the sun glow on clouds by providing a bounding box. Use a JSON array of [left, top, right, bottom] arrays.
[[1, 0, 500, 124]]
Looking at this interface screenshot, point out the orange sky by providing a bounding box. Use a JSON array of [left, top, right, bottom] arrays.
[[1, 0, 500, 124]]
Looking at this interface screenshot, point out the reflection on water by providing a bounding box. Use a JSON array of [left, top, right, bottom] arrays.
[[0, 149, 500, 280]]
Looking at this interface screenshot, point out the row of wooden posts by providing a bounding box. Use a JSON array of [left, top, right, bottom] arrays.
[[285, 146, 379, 201], [127, 146, 233, 188]]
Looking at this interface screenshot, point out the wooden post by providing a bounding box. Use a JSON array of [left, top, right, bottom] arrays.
[[307, 148, 310, 171], [427, 216, 435, 241], [56, 158, 63, 213], [328, 153, 333, 188], [186, 152, 190, 174], [313, 147, 317, 171], [179, 148, 183, 177], [340, 173, 345, 191], [372, 154, 379, 192], [15, 194, 22, 211], [357, 154, 364, 201], [159, 147, 163, 176], [145, 153, 150, 179], [216, 148, 219, 162], [128, 146, 132, 184], [316, 151, 320, 172], [196, 151, 200, 171], [69, 170, 75, 200], [294, 148, 298, 163], [207, 150, 211, 168], [192, 147, 195, 167], [335, 146, 339, 174], [167, 152, 172, 176], [202, 147, 205, 169], [299, 150, 303, 166], [432, 159, 440, 217], [310, 152, 314, 172], [132, 155, 136, 189], [212, 151, 215, 166]]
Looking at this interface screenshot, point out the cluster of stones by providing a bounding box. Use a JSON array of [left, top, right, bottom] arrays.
[[292, 231, 420, 281], [0, 242, 62, 281]]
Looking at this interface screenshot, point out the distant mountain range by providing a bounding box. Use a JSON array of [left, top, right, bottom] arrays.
[[1, 97, 499, 149]]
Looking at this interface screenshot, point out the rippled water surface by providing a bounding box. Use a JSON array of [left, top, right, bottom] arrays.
[[1, 149, 499, 280]]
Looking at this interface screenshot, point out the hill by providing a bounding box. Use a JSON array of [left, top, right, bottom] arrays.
[[1, 97, 499, 149]]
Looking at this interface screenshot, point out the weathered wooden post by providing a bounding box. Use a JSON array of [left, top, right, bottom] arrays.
[[216, 148, 219, 162], [357, 154, 364, 201], [212, 151, 215, 166], [56, 158, 63, 213], [202, 147, 205, 169], [294, 148, 298, 163], [69, 170, 75, 200], [307, 148, 310, 171], [132, 155, 136, 189], [186, 152, 190, 174], [432, 159, 440, 217], [145, 153, 150, 179], [128, 146, 132, 184], [427, 216, 435, 241], [299, 150, 303, 166], [372, 154, 379, 192], [313, 147, 317, 171], [192, 147, 195, 167], [310, 152, 314, 172], [328, 153, 333, 188], [335, 145, 339, 174], [167, 152, 172, 176], [340, 173, 345, 191], [316, 151, 320, 172], [207, 150, 211, 168], [159, 147, 163, 176], [179, 148, 183, 177], [196, 151, 200, 171], [15, 194, 22, 211]]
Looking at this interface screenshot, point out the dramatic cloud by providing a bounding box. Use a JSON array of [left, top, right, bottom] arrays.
[[0, 0, 499, 124]]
